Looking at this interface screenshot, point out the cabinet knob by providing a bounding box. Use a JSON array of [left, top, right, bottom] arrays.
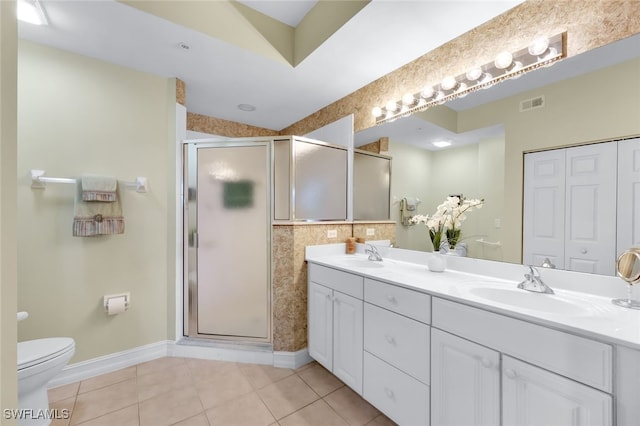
[[581, 248, 588, 254], [326, 294, 332, 301], [384, 387, 395, 399], [481, 358, 493, 369], [504, 368, 517, 380], [386, 295, 397, 304], [384, 334, 396, 345]]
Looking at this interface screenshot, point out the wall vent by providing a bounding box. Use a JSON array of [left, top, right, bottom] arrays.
[[520, 95, 545, 112]]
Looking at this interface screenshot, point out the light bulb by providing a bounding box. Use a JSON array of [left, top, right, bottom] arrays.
[[402, 93, 415, 106], [371, 106, 383, 118], [528, 36, 550, 56], [386, 101, 398, 112], [495, 51, 513, 69], [457, 82, 468, 97], [421, 86, 435, 99], [441, 76, 458, 91], [466, 67, 483, 81]]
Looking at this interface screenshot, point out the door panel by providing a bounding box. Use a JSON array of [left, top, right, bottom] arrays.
[[333, 291, 363, 394], [565, 143, 617, 275], [502, 356, 612, 426], [523, 150, 566, 268], [431, 328, 500, 426], [308, 282, 333, 371], [195, 144, 270, 339], [617, 138, 640, 256]]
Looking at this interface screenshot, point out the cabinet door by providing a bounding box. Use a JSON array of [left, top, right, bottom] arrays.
[[431, 329, 500, 426], [333, 291, 364, 394], [565, 143, 617, 275], [523, 149, 566, 269], [617, 137, 640, 257], [308, 282, 333, 371], [503, 356, 612, 426]]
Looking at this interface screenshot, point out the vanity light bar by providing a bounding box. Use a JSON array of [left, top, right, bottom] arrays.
[[373, 32, 566, 125]]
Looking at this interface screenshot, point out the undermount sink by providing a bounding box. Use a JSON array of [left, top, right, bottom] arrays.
[[468, 286, 589, 315]]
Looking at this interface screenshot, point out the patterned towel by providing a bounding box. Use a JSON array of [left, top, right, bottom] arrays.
[[81, 175, 117, 202], [73, 180, 124, 236]]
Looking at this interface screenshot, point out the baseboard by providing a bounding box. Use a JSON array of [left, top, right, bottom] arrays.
[[274, 348, 313, 369], [48, 341, 170, 388], [48, 342, 313, 389]]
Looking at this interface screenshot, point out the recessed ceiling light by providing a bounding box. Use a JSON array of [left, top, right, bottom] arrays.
[[432, 141, 452, 148], [237, 104, 256, 112]]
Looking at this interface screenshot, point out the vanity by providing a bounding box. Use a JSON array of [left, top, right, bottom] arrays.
[[306, 244, 640, 426]]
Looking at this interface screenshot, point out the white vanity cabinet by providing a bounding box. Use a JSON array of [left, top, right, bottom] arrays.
[[362, 278, 431, 426], [432, 297, 613, 426], [307, 263, 363, 394]]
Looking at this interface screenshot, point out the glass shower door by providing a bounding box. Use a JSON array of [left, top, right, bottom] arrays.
[[187, 141, 270, 340]]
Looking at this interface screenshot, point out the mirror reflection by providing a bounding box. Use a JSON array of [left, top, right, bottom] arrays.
[[355, 33, 640, 275]]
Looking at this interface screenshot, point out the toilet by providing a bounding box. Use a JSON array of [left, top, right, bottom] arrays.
[[17, 315, 75, 426]]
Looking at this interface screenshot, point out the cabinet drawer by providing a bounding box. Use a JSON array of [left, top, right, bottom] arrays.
[[364, 303, 430, 384], [432, 298, 613, 392], [364, 351, 429, 426], [365, 278, 430, 323], [308, 263, 363, 299]]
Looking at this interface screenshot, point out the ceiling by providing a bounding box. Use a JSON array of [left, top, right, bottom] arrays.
[[18, 0, 524, 131]]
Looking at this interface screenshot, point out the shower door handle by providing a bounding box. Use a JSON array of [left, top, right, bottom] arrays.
[[189, 231, 199, 248]]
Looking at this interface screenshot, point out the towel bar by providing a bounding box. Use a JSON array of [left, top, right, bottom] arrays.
[[476, 238, 501, 247], [31, 170, 148, 193]]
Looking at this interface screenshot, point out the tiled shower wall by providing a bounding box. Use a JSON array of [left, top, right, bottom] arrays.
[[272, 222, 395, 351]]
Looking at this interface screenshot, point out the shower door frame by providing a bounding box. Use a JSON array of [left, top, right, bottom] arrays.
[[183, 139, 273, 344]]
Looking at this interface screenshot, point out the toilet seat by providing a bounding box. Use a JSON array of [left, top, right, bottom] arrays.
[[18, 338, 75, 371]]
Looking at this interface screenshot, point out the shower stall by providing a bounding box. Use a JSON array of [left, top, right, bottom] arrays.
[[183, 140, 272, 342]]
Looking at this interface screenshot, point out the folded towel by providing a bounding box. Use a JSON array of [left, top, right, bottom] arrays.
[[73, 180, 124, 236], [81, 175, 117, 202]]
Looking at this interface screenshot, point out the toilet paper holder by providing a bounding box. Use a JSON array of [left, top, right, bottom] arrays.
[[103, 292, 130, 314]]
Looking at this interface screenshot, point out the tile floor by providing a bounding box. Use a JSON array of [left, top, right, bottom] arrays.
[[48, 357, 397, 426]]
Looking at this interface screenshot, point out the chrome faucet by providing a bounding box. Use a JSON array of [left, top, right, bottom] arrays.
[[365, 244, 383, 261], [518, 265, 554, 294]]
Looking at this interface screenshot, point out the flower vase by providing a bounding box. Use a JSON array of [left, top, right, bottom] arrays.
[[428, 251, 446, 272]]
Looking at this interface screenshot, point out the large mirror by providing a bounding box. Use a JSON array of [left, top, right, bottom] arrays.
[[355, 33, 640, 275]]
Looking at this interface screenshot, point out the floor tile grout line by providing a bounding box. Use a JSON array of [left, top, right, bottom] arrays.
[[72, 402, 138, 426]]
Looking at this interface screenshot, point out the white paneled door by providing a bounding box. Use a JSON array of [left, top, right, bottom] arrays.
[[523, 142, 618, 275], [523, 148, 566, 269], [617, 138, 640, 257], [564, 143, 617, 275]]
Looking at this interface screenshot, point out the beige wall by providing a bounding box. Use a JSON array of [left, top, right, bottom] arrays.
[[17, 41, 173, 362], [388, 141, 431, 251], [1, 1, 18, 421], [459, 57, 640, 264]]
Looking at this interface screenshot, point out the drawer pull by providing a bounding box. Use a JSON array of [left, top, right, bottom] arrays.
[[504, 369, 517, 380], [384, 334, 396, 345], [386, 295, 397, 304], [481, 358, 493, 369], [384, 387, 395, 399]]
